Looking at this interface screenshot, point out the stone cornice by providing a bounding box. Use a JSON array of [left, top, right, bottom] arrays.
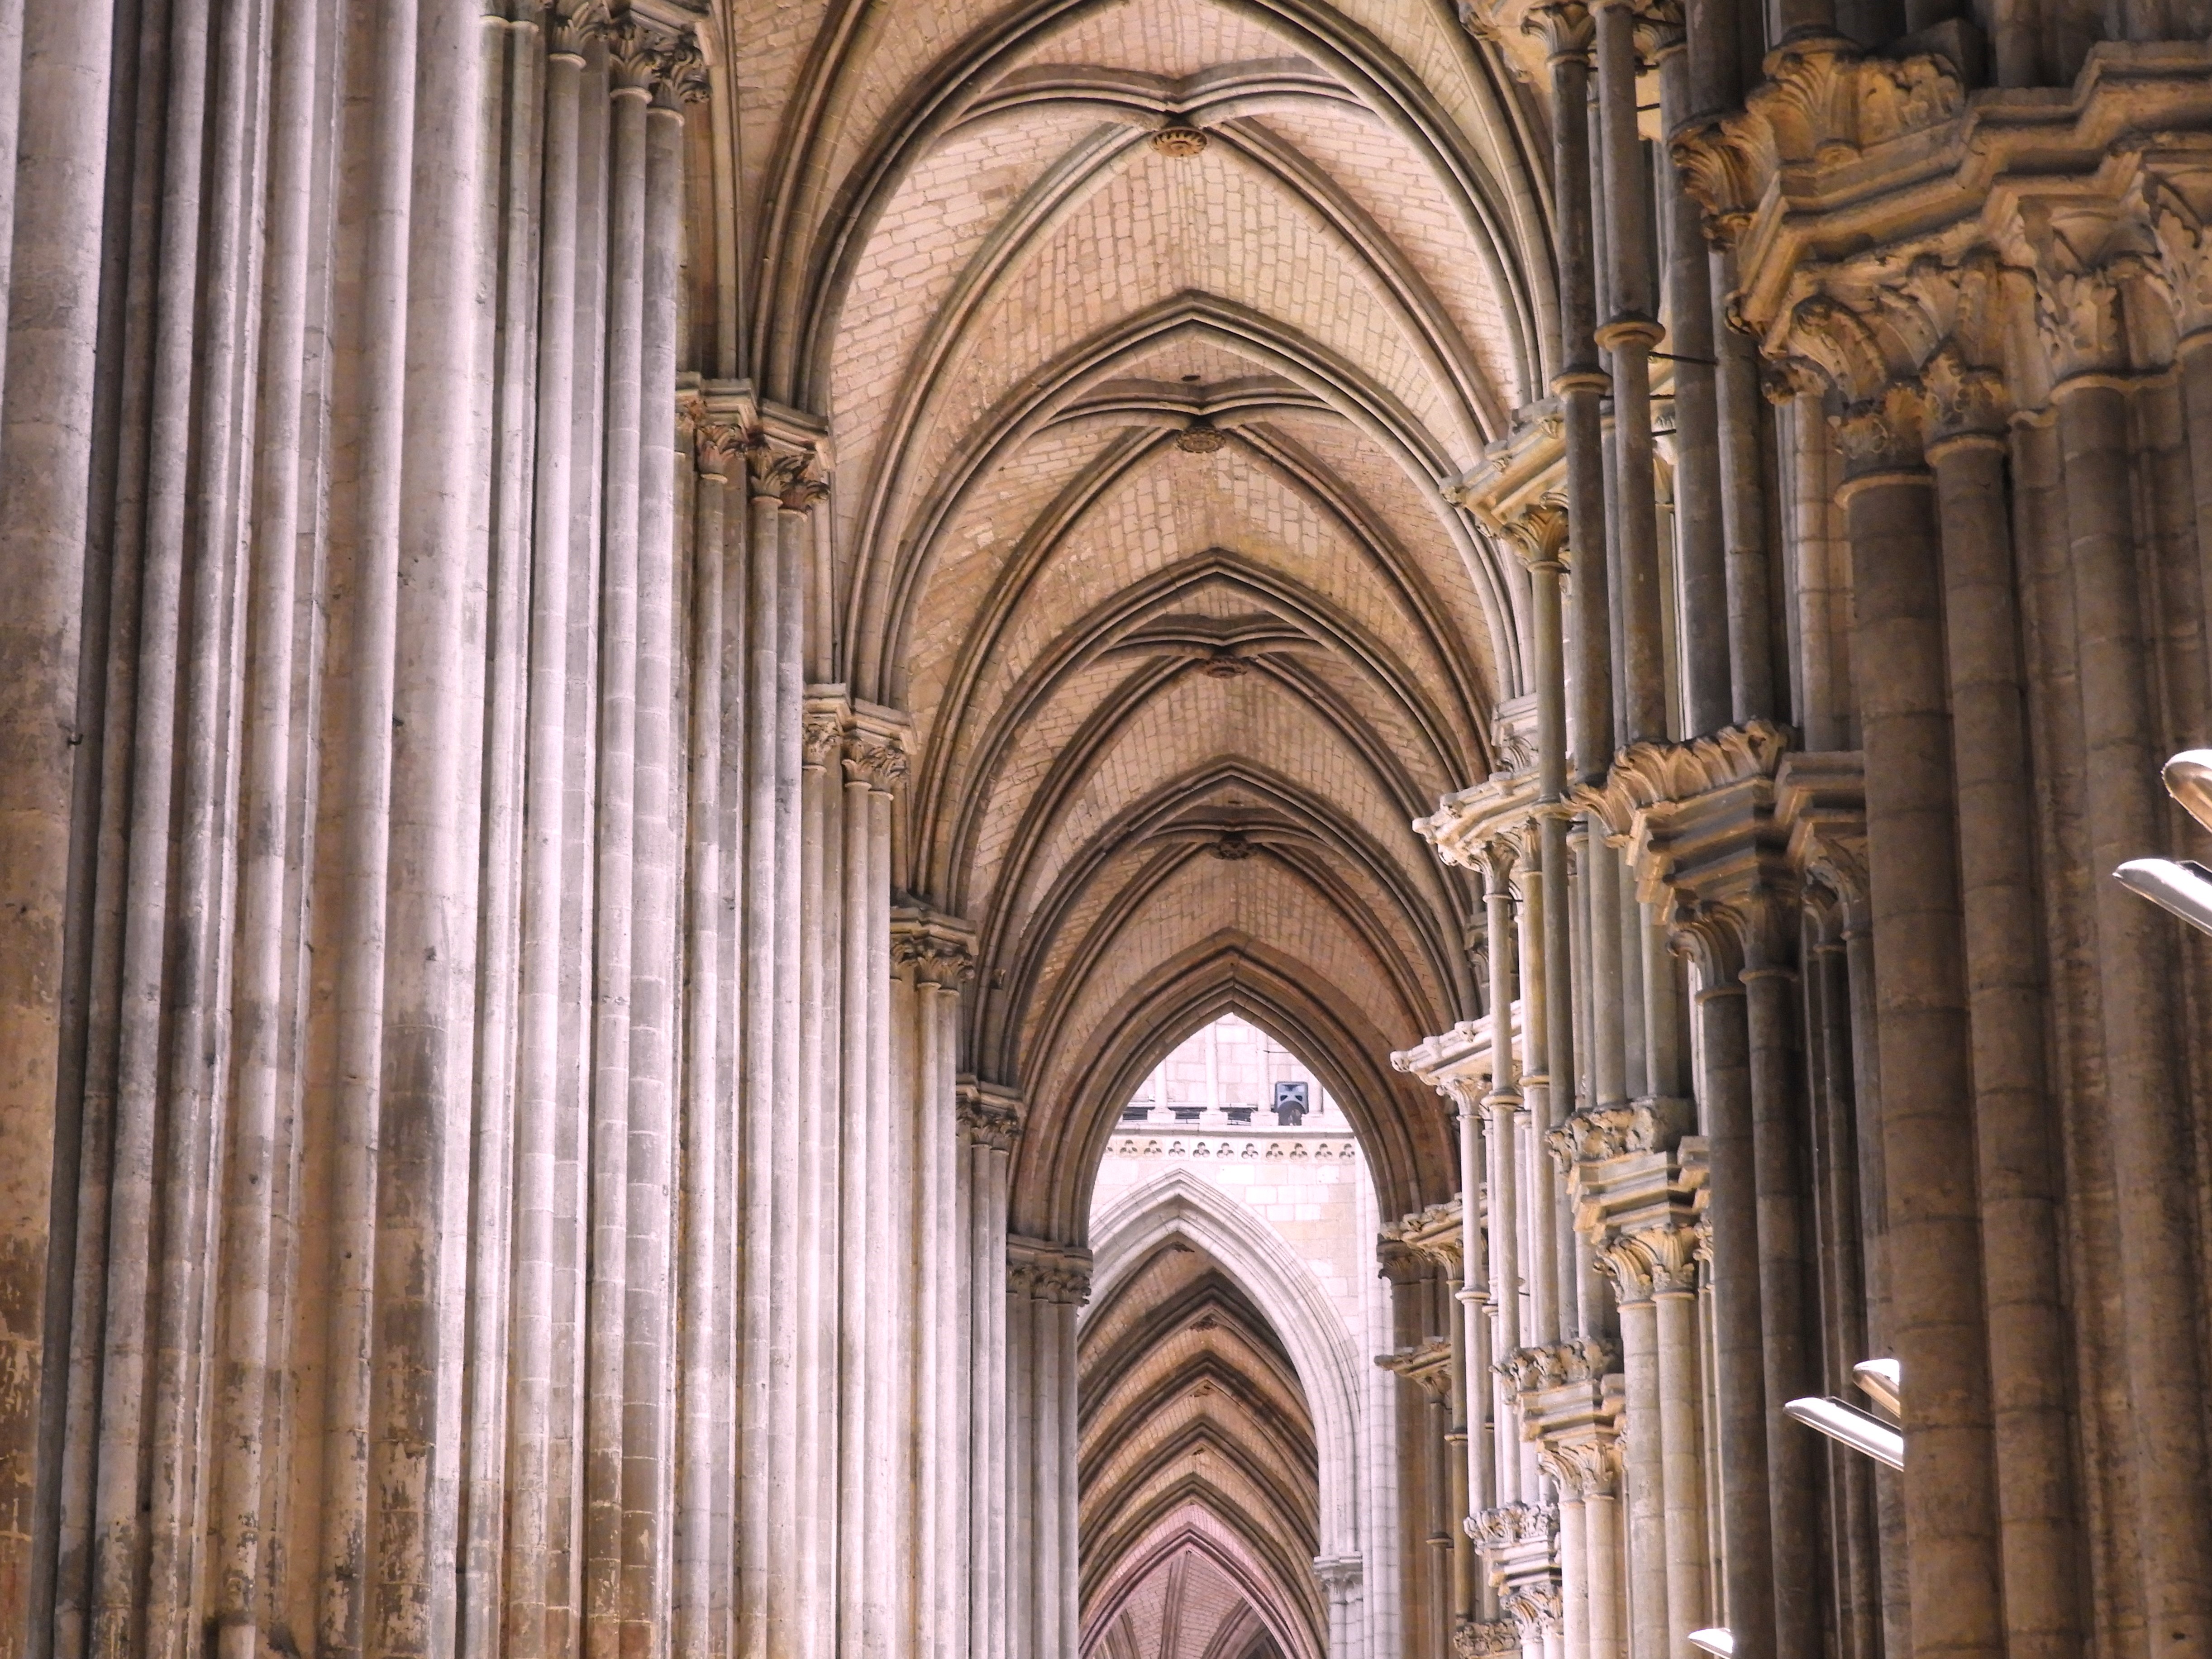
[[1677, 41, 2212, 413]]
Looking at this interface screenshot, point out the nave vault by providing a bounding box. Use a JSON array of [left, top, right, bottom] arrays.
[[0, 2, 2211, 1659]]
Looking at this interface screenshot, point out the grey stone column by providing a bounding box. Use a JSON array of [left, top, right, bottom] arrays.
[[1837, 389, 2002, 1659], [1681, 929, 1769, 1659], [2052, 351, 2212, 1650], [1927, 408, 2079, 1659]]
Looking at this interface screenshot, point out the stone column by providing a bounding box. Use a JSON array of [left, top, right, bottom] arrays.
[[1592, 0, 1666, 747], [961, 1086, 1020, 1659], [1006, 1238, 1090, 1659], [1655, 37, 1728, 736], [1680, 925, 1769, 1659], [1835, 381, 2002, 1659], [2043, 282, 2212, 1646], [676, 420, 740, 1659], [893, 910, 977, 1659], [1926, 377, 2079, 1659], [1501, 503, 1574, 1352]]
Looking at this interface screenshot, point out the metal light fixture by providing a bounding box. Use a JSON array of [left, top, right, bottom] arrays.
[[2115, 750, 2212, 936], [1785, 1357, 1903, 1470]]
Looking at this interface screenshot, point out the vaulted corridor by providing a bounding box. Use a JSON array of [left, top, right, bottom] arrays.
[[3, 3, 2212, 1659]]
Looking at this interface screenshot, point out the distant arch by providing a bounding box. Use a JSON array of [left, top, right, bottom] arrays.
[[1090, 1169, 1366, 1561]]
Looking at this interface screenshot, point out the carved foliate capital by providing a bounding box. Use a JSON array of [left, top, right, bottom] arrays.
[[1595, 1217, 1702, 1302], [546, 0, 607, 57], [1921, 345, 2009, 443], [1631, 0, 1684, 65], [694, 421, 744, 480], [1521, 0, 1594, 59], [606, 14, 675, 93], [891, 907, 976, 989], [1468, 1500, 1559, 1550], [2144, 158, 2212, 341], [1457, 1618, 1526, 1659], [1007, 1235, 1092, 1304], [801, 710, 846, 764], [1499, 494, 1570, 572], [1495, 1338, 1618, 1394], [1671, 113, 1764, 248], [1832, 382, 1928, 478], [842, 730, 907, 792], [1543, 1100, 1692, 1170], [1538, 1435, 1625, 1498], [1502, 1579, 1564, 1640]]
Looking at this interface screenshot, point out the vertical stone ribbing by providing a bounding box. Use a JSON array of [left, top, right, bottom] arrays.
[[1842, 424, 2002, 1659]]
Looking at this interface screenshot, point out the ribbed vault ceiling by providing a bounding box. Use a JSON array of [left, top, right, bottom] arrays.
[[1078, 1242, 1319, 1659], [740, 0, 1554, 1230]]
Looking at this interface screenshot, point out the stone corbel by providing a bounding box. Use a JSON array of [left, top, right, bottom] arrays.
[[1385, 1197, 1466, 1280], [1415, 769, 1541, 873], [1376, 1335, 1458, 1402], [1773, 749, 1869, 932]]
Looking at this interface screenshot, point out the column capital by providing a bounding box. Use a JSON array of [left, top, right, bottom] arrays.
[[1594, 1212, 1704, 1303], [841, 701, 910, 793], [693, 420, 744, 481], [1542, 1099, 1694, 1171], [802, 686, 851, 767], [1457, 1617, 1526, 1658], [1006, 1234, 1092, 1304], [1519, 0, 1594, 60], [956, 1078, 1024, 1149], [745, 430, 829, 509], [891, 905, 977, 988], [1494, 1337, 1618, 1394]]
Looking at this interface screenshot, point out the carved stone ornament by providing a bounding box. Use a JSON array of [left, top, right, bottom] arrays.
[[891, 902, 977, 989], [1495, 1337, 1619, 1393], [546, 0, 607, 59], [843, 731, 908, 792], [1537, 1435, 1625, 1498], [1502, 1578, 1564, 1639], [691, 420, 742, 483], [801, 710, 846, 764], [1467, 1499, 1559, 1549], [1376, 1337, 1457, 1401], [745, 432, 814, 498], [1595, 1219, 1703, 1302], [1542, 1100, 1691, 1169], [1175, 420, 1227, 453], [1006, 1235, 1092, 1304], [1520, 0, 1594, 60], [1152, 125, 1208, 157], [1498, 495, 1569, 571], [1457, 1617, 1526, 1659]]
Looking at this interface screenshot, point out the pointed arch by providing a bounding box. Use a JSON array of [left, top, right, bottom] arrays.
[[1091, 1169, 1368, 1560]]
